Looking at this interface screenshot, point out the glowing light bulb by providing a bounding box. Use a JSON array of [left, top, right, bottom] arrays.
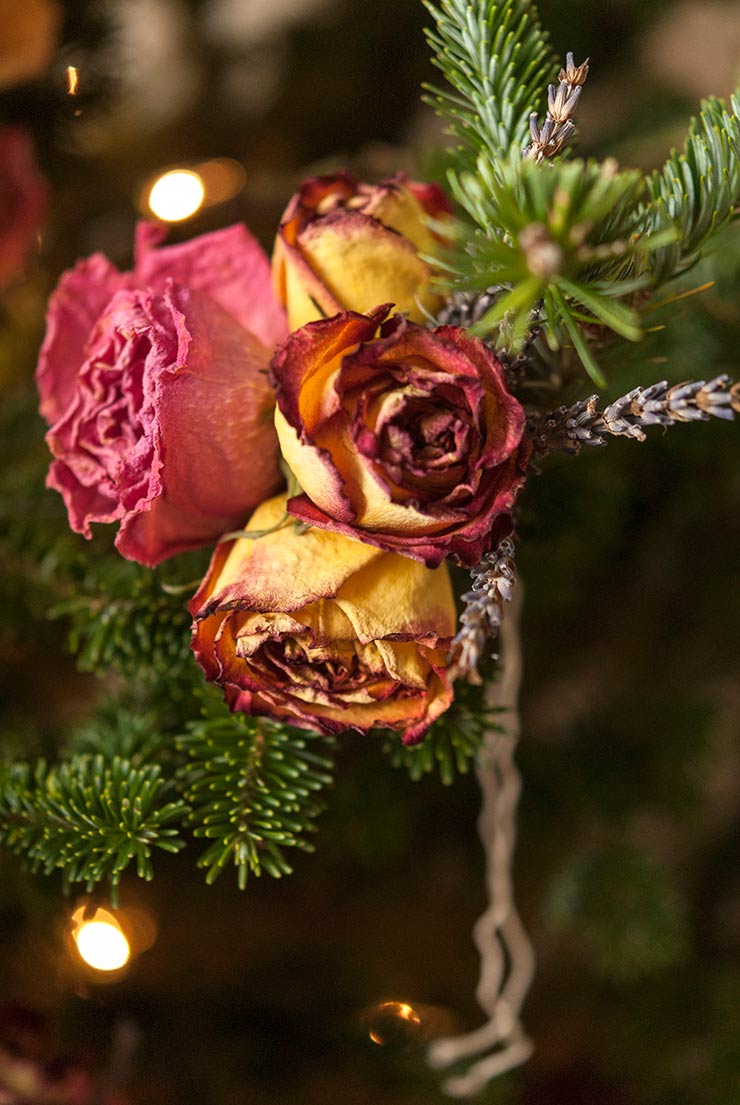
[[71, 907, 130, 972], [66, 66, 79, 95], [366, 1001, 422, 1046], [148, 170, 205, 222]]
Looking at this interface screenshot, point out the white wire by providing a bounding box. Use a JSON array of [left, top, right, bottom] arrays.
[[427, 587, 535, 1097]]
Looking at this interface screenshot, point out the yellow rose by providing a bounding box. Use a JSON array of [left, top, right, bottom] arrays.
[[190, 495, 456, 744], [271, 171, 452, 331]]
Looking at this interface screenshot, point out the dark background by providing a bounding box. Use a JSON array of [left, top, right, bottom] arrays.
[[1, 1, 740, 1102]]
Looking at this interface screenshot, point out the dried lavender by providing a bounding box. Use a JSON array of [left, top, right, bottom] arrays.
[[529, 375, 740, 455], [524, 52, 589, 162], [451, 537, 517, 683]]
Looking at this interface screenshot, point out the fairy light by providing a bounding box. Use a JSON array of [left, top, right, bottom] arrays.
[[366, 1001, 422, 1046], [147, 170, 205, 222], [70, 906, 130, 972], [66, 65, 79, 95]]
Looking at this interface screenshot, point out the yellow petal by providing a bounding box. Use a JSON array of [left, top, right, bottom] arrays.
[[334, 553, 456, 644], [202, 494, 383, 614], [298, 217, 442, 324]]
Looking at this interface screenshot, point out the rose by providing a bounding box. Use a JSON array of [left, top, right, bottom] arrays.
[[39, 223, 288, 566], [272, 306, 530, 569], [0, 127, 48, 289], [190, 494, 456, 744], [272, 171, 452, 331], [37, 221, 287, 423]]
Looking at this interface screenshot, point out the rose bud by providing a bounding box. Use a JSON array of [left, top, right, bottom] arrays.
[[190, 494, 456, 745], [272, 305, 530, 569], [0, 127, 48, 289], [38, 223, 288, 566], [272, 171, 452, 331]]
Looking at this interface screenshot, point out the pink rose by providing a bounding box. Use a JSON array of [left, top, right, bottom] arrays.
[[38, 224, 288, 566], [0, 127, 48, 289], [272, 306, 530, 568]]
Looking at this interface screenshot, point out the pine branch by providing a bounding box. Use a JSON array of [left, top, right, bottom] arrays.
[[382, 681, 495, 784], [177, 697, 336, 889], [439, 156, 655, 383], [63, 696, 183, 767], [640, 91, 740, 286], [449, 536, 517, 683], [0, 756, 187, 904], [423, 0, 556, 169], [50, 560, 195, 680], [529, 374, 740, 455]]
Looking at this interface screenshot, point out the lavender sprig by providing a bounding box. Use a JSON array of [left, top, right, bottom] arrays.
[[450, 537, 517, 684], [524, 52, 589, 162], [529, 375, 740, 455]]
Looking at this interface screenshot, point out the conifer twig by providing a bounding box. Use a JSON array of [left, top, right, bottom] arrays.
[[529, 374, 740, 455]]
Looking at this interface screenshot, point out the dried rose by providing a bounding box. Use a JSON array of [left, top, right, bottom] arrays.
[[39, 224, 288, 566], [0, 127, 48, 289], [271, 171, 451, 331], [190, 494, 456, 744], [272, 306, 530, 569]]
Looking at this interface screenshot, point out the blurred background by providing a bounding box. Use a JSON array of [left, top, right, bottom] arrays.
[[1, 0, 740, 1102]]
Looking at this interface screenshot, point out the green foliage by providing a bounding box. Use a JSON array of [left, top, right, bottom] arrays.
[[424, 4, 740, 386], [63, 696, 181, 767], [641, 90, 740, 285], [382, 681, 493, 784], [50, 560, 195, 679], [546, 843, 690, 983], [446, 156, 654, 382], [423, 0, 555, 167], [0, 756, 187, 905], [177, 695, 336, 889]]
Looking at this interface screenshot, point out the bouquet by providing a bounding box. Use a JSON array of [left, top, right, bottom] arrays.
[[2, 0, 739, 1095]]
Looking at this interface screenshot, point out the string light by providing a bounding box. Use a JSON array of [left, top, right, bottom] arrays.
[[70, 906, 131, 972], [147, 170, 206, 222], [365, 1000, 422, 1046]]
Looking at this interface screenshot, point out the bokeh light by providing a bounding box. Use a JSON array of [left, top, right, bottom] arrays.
[[365, 1001, 422, 1046], [147, 169, 205, 222], [70, 906, 131, 972]]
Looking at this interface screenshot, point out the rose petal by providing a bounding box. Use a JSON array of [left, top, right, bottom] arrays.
[[135, 221, 288, 351]]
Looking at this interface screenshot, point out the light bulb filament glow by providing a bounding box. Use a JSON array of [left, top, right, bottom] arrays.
[[71, 907, 130, 972], [148, 170, 205, 222]]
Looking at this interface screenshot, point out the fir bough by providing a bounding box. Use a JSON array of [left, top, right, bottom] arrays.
[[423, 0, 555, 166], [382, 681, 495, 784], [50, 560, 195, 680], [0, 756, 187, 904], [642, 91, 740, 285], [177, 696, 336, 889]]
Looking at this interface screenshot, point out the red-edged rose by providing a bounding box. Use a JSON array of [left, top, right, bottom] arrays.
[[190, 494, 456, 744], [272, 171, 452, 331], [272, 306, 530, 568]]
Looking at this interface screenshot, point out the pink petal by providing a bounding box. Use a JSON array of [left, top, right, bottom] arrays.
[[134, 221, 288, 351]]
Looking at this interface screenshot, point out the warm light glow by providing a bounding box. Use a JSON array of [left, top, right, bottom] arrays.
[[66, 65, 79, 95], [367, 1001, 422, 1045], [71, 907, 130, 972], [196, 158, 246, 205], [148, 170, 205, 222]]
